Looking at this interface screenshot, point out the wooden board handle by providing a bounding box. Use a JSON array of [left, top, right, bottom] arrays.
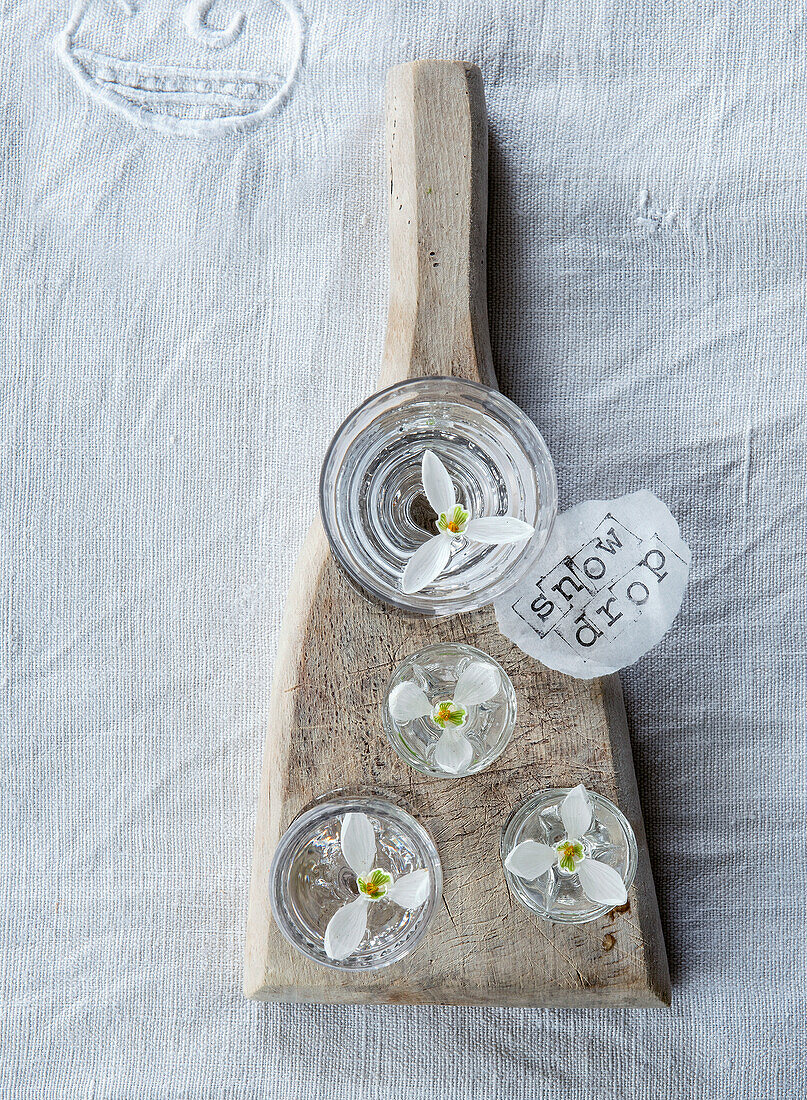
[[380, 61, 496, 388]]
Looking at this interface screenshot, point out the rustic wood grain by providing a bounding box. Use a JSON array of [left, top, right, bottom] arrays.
[[244, 60, 670, 1006]]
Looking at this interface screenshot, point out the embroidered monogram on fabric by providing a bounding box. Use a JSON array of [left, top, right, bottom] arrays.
[[183, 0, 245, 49], [56, 0, 306, 137]]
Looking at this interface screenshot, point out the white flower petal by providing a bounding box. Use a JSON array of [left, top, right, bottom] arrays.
[[385, 868, 430, 909], [464, 516, 535, 545], [577, 858, 628, 907], [324, 897, 370, 961], [432, 728, 474, 775], [453, 661, 500, 708], [422, 450, 456, 516], [560, 784, 592, 840], [340, 812, 376, 877], [504, 840, 557, 881], [388, 681, 432, 723], [401, 534, 452, 594]]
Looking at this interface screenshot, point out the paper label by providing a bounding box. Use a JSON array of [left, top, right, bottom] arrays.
[[494, 491, 690, 679]]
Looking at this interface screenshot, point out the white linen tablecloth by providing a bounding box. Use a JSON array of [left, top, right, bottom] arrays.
[[2, 0, 804, 1095]]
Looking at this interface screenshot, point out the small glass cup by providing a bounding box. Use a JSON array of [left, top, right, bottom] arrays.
[[500, 788, 638, 924], [381, 643, 517, 778], [270, 794, 442, 970], [319, 377, 557, 617]]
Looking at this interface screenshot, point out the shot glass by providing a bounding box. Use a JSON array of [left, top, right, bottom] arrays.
[[270, 794, 442, 969], [381, 643, 517, 777], [500, 786, 638, 924], [319, 377, 556, 617]]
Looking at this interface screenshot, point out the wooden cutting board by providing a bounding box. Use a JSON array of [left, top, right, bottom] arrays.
[[244, 60, 670, 1007]]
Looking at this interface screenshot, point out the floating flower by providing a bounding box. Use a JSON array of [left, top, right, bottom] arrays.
[[388, 660, 500, 775], [503, 784, 628, 906], [324, 812, 431, 961], [401, 450, 535, 595]]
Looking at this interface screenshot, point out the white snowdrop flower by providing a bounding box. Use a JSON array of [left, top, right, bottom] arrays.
[[401, 450, 535, 595], [388, 660, 501, 775], [324, 812, 431, 961], [504, 785, 628, 906]]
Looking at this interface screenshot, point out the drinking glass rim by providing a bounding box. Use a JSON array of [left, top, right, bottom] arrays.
[[269, 794, 443, 970], [318, 376, 558, 618], [500, 788, 638, 925]]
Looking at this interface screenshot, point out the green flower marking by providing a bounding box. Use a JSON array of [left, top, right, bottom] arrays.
[[437, 504, 469, 536], [431, 700, 467, 729], [357, 868, 392, 899], [556, 840, 584, 873]]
